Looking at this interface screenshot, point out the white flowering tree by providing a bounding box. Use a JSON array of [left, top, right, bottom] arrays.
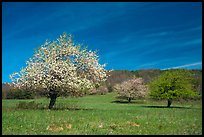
[[10, 32, 108, 109], [114, 78, 147, 103]]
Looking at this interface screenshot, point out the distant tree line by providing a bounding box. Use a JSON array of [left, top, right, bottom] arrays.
[[2, 69, 202, 99]]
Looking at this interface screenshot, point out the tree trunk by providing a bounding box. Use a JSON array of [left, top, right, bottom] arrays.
[[128, 98, 131, 103], [48, 92, 58, 109], [167, 99, 172, 108]]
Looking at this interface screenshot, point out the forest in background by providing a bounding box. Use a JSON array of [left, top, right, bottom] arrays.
[[2, 69, 202, 99]]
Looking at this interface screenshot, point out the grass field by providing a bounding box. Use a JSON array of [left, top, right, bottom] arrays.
[[2, 92, 202, 135]]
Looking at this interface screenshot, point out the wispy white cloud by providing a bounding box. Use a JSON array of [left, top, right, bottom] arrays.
[[136, 62, 158, 68], [102, 38, 160, 59], [4, 2, 150, 41], [144, 25, 201, 39], [133, 58, 175, 69], [145, 31, 173, 37], [162, 62, 202, 70], [175, 25, 202, 35], [182, 39, 202, 46]]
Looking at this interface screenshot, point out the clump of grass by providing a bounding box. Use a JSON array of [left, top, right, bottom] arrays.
[[16, 101, 81, 110], [51, 103, 81, 110], [16, 101, 46, 110]]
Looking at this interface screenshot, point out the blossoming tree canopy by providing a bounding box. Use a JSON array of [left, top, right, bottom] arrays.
[[114, 77, 148, 103], [10, 32, 108, 109]]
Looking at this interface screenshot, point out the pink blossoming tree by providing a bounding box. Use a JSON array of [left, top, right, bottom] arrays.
[[114, 77, 148, 103]]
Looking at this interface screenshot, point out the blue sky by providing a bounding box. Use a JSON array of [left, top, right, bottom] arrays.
[[2, 2, 202, 82]]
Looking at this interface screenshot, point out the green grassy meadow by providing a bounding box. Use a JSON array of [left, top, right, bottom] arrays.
[[2, 92, 202, 135]]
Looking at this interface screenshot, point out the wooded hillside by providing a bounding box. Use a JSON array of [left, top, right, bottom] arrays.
[[2, 69, 202, 95]]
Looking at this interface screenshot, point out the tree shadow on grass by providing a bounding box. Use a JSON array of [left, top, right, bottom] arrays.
[[15, 106, 94, 111], [111, 100, 145, 104], [140, 105, 194, 109], [48, 107, 94, 111], [112, 101, 198, 109], [15, 101, 94, 111]]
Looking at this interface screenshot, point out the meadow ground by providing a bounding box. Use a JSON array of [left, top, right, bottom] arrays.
[[2, 92, 202, 135]]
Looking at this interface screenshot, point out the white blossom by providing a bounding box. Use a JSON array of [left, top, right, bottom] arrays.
[[9, 32, 109, 96]]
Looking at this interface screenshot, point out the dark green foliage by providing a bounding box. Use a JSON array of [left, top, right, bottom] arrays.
[[2, 91, 7, 99], [16, 101, 80, 110], [148, 69, 200, 107], [190, 69, 202, 95], [16, 101, 43, 109], [5, 89, 35, 99]]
